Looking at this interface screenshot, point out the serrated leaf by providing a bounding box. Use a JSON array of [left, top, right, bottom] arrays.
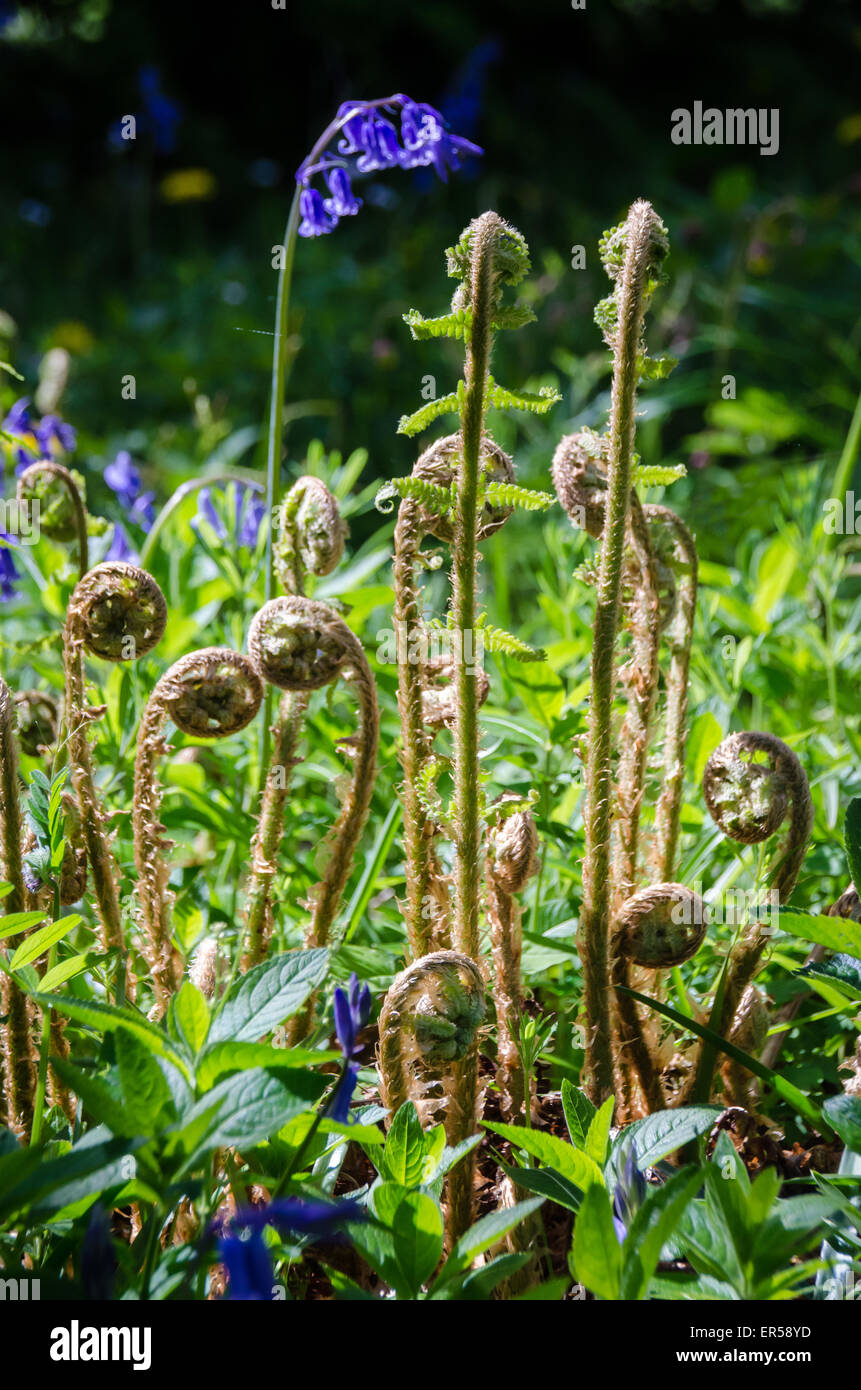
[[378, 1102, 427, 1188], [116, 1031, 176, 1132], [31, 993, 189, 1073], [483, 1120, 603, 1189], [196, 1040, 340, 1091], [486, 379, 560, 416], [9, 915, 81, 970], [171, 982, 210, 1055], [634, 463, 687, 487], [562, 1080, 597, 1148], [403, 308, 470, 341], [167, 1067, 326, 1165], [208, 948, 329, 1044], [620, 1105, 723, 1169], [397, 389, 462, 438], [778, 909, 861, 958]]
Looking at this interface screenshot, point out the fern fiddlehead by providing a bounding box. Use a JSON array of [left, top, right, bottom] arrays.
[[378, 950, 484, 1245], [17, 459, 89, 579], [486, 798, 538, 1122], [133, 648, 262, 1015], [64, 562, 167, 953]]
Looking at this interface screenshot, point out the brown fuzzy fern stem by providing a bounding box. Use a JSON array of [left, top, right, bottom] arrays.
[[133, 649, 262, 1015], [645, 506, 698, 883], [452, 212, 504, 961], [64, 563, 167, 953], [246, 598, 378, 1033], [486, 800, 538, 1122], [274, 475, 347, 595], [378, 950, 485, 1244], [17, 460, 89, 579], [0, 678, 37, 1137], [579, 200, 667, 1103]]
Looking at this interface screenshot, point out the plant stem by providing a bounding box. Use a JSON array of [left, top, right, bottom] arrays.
[[581, 201, 658, 1103], [30, 881, 61, 1146], [452, 211, 500, 960]]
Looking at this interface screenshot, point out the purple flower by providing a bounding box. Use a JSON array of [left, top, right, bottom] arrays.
[[298, 187, 337, 239], [139, 66, 181, 155], [2, 398, 31, 433], [323, 167, 362, 219], [233, 1197, 364, 1237], [334, 972, 372, 1060], [0, 529, 21, 602], [105, 521, 138, 563], [296, 93, 482, 238], [611, 1142, 647, 1244], [323, 1061, 360, 1124], [14, 447, 33, 477], [233, 484, 265, 549], [217, 1230, 274, 1301], [104, 450, 141, 509], [192, 486, 228, 540], [35, 414, 76, 455]]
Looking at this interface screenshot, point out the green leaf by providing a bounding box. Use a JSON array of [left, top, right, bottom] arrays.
[[167, 1068, 326, 1165], [403, 307, 471, 341], [208, 948, 329, 1044], [438, 1197, 545, 1285], [571, 1182, 622, 1300], [9, 915, 81, 971], [49, 1058, 133, 1137], [585, 1094, 615, 1166], [486, 379, 560, 415], [483, 1120, 603, 1189], [844, 799, 861, 893], [30, 993, 189, 1074], [620, 1167, 702, 1300], [171, 982, 210, 1055], [501, 1162, 583, 1214], [0, 910, 47, 942], [40, 953, 91, 992], [0, 1128, 143, 1224], [392, 1192, 444, 1296], [562, 1079, 597, 1149], [196, 1041, 340, 1091], [797, 953, 861, 1004], [634, 462, 686, 487], [823, 1095, 861, 1154], [619, 985, 831, 1138], [621, 1105, 723, 1169], [116, 1031, 176, 1132], [778, 910, 861, 958], [483, 481, 555, 512], [397, 389, 462, 438], [378, 1102, 428, 1188]]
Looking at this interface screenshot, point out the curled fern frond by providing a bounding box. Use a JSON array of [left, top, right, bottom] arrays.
[[397, 388, 463, 438], [411, 433, 515, 543], [376, 475, 456, 517], [486, 378, 560, 415]]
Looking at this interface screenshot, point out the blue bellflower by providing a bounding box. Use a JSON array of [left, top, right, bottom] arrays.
[[105, 521, 138, 563], [104, 450, 155, 533], [0, 532, 21, 601], [191, 481, 265, 549], [611, 1142, 648, 1244], [217, 1230, 274, 1301], [296, 93, 482, 238], [323, 972, 372, 1124], [36, 414, 76, 455]]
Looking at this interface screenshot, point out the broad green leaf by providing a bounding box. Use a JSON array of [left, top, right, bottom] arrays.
[[439, 1197, 545, 1284], [49, 1058, 132, 1137], [483, 1121, 603, 1189], [171, 982, 210, 1055], [9, 915, 82, 970], [823, 1095, 861, 1154], [778, 910, 861, 958], [167, 1067, 326, 1166], [561, 1079, 596, 1149], [208, 948, 329, 1043], [571, 1182, 622, 1300], [392, 1191, 444, 1296], [620, 1167, 702, 1300], [196, 1041, 340, 1091], [621, 1105, 723, 1169], [585, 1094, 615, 1166], [31, 993, 189, 1074], [0, 1128, 143, 1223], [116, 1031, 176, 1132], [502, 1161, 584, 1214], [798, 953, 861, 1004], [0, 910, 47, 942], [40, 953, 91, 992], [378, 1102, 427, 1188]]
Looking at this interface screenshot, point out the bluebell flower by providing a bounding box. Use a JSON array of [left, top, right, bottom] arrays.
[[217, 1230, 274, 1301], [105, 521, 138, 563], [334, 972, 372, 1059], [191, 485, 227, 540], [296, 93, 482, 238], [611, 1141, 648, 1244], [104, 450, 141, 509], [233, 1196, 364, 1237], [129, 491, 156, 531], [2, 398, 31, 433], [191, 482, 265, 549], [298, 187, 337, 239], [139, 66, 181, 155], [35, 414, 76, 455], [324, 1061, 360, 1124], [323, 167, 362, 219], [0, 531, 21, 601]]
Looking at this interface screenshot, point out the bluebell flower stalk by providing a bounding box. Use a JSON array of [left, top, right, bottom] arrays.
[[261, 95, 481, 774], [133, 649, 262, 1015], [64, 563, 167, 955], [0, 677, 37, 1137], [577, 200, 670, 1104], [378, 950, 484, 1245]]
